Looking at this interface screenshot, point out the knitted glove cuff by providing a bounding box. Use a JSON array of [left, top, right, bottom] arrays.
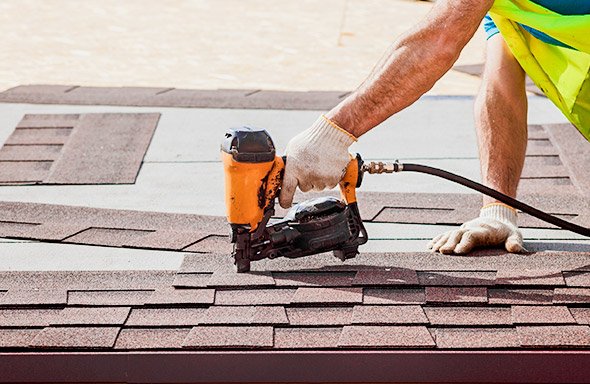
[[479, 203, 518, 226], [302, 115, 357, 148]]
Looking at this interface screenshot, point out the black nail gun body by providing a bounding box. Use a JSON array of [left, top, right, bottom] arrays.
[[222, 127, 367, 272]]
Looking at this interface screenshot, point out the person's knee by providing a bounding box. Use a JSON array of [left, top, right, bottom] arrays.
[[481, 35, 525, 93]]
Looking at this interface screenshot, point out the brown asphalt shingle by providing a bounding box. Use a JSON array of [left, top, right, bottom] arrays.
[[417, 271, 496, 286], [114, 328, 191, 350], [511, 306, 576, 324], [424, 307, 513, 326], [273, 271, 356, 287], [0, 289, 67, 306], [425, 287, 488, 304], [0, 309, 62, 327], [286, 307, 353, 326], [291, 287, 363, 305], [145, 287, 215, 305], [517, 325, 590, 347], [214, 288, 296, 305], [351, 305, 428, 325], [274, 327, 342, 349], [352, 268, 419, 286], [553, 288, 590, 304], [496, 269, 565, 286], [488, 288, 554, 305], [67, 290, 154, 306], [125, 308, 207, 326], [338, 326, 435, 348], [30, 326, 121, 349], [435, 328, 520, 349], [363, 288, 426, 305], [51, 307, 131, 326], [183, 326, 274, 349], [172, 273, 212, 288], [0, 329, 41, 348]]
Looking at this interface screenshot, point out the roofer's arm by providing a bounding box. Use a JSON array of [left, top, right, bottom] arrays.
[[279, 0, 494, 208]]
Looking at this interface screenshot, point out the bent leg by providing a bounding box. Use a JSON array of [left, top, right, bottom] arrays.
[[429, 34, 527, 255], [474, 34, 527, 204]]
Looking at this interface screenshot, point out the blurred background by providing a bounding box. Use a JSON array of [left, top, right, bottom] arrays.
[[0, 0, 486, 93]]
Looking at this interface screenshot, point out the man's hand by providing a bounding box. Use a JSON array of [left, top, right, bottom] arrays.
[[278, 116, 356, 209], [428, 203, 525, 254]]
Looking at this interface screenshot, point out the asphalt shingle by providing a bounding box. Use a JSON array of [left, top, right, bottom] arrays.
[[338, 326, 435, 348], [352, 268, 418, 286], [115, 328, 191, 350], [363, 288, 425, 304], [496, 269, 565, 286], [435, 328, 520, 349], [273, 272, 356, 287], [145, 287, 215, 305], [51, 307, 131, 325], [214, 288, 296, 305], [67, 290, 154, 306], [0, 289, 67, 306], [351, 305, 428, 325], [274, 327, 342, 349], [286, 307, 353, 326], [511, 306, 576, 324], [30, 327, 121, 349], [418, 271, 496, 286], [425, 287, 488, 304], [488, 288, 554, 305], [424, 307, 512, 326], [0, 329, 42, 348], [125, 308, 207, 326], [0, 309, 61, 327], [517, 325, 590, 347], [183, 326, 274, 348], [291, 287, 363, 305], [553, 288, 590, 304]]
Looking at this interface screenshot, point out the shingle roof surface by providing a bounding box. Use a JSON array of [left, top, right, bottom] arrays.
[[0, 250, 589, 351], [0, 88, 589, 383]]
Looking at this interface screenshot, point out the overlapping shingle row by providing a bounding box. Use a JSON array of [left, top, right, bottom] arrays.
[[0, 85, 351, 110], [0, 113, 159, 185], [0, 187, 586, 252], [2, 258, 590, 351]]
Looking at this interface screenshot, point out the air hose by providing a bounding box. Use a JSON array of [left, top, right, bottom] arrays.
[[362, 161, 590, 237]]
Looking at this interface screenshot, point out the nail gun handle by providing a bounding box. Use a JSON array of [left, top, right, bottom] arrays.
[[339, 153, 364, 204]]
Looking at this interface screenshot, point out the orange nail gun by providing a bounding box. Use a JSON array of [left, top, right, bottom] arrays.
[[221, 127, 367, 272]]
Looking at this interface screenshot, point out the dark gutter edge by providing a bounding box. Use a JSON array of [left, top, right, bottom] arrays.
[[2, 350, 590, 383]]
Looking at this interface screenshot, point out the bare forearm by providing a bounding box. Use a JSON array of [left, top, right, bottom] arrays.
[[328, 0, 493, 137]]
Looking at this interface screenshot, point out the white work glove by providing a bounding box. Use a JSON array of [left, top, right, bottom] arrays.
[[428, 203, 525, 254], [279, 115, 356, 208]]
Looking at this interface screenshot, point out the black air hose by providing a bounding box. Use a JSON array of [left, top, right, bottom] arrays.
[[396, 163, 590, 237]]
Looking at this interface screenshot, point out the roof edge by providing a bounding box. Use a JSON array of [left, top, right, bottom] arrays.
[[2, 350, 590, 383]]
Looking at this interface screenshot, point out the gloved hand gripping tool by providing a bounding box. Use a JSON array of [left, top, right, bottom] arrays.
[[221, 127, 367, 272]]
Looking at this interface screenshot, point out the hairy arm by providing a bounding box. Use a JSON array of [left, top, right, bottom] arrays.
[[328, 0, 494, 137]]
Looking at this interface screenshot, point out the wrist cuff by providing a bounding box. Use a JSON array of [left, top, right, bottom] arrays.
[[305, 115, 357, 147], [480, 203, 518, 226], [321, 115, 358, 142]]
